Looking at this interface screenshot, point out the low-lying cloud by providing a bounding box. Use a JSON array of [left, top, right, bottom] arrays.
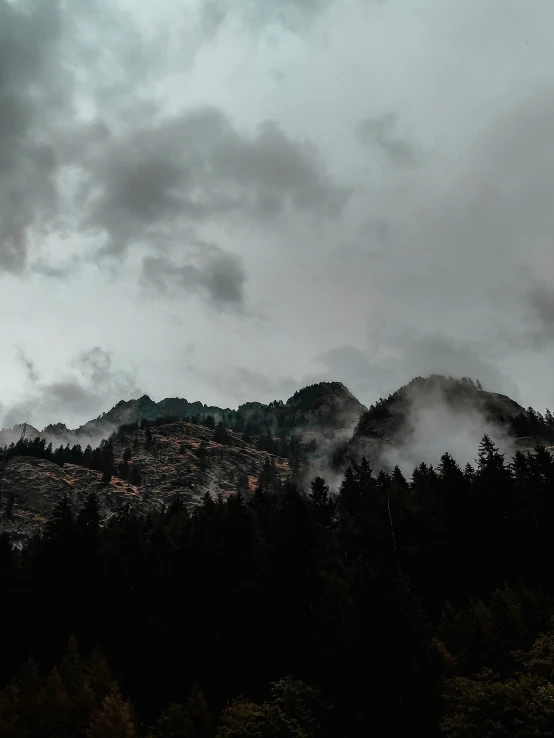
[[378, 382, 516, 476]]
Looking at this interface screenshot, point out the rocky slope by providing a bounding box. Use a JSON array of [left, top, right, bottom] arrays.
[[0, 419, 291, 546], [0, 456, 152, 548]]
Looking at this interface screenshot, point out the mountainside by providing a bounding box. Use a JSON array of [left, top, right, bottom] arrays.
[[354, 376, 525, 437], [350, 374, 554, 464], [0, 420, 291, 547], [1, 375, 553, 544]]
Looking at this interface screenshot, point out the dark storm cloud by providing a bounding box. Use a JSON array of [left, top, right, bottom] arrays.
[[0, 0, 69, 271], [356, 113, 419, 167], [141, 242, 247, 309], [2, 348, 141, 429], [81, 108, 350, 258], [0, 0, 350, 306]]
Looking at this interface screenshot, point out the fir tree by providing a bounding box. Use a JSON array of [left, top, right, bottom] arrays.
[[87, 686, 136, 738]]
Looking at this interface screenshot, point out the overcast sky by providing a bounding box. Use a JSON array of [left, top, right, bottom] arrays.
[[2, 0, 554, 429]]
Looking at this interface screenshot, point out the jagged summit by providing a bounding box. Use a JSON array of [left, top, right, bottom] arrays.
[[0, 381, 368, 449], [0, 423, 42, 448]]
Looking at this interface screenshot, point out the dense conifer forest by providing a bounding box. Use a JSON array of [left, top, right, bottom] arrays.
[[2, 427, 554, 736]]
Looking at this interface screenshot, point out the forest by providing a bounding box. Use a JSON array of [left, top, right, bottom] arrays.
[[1, 430, 554, 735]]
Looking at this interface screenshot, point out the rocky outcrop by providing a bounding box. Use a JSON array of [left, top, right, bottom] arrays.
[[111, 420, 290, 500], [0, 420, 291, 545], [0, 455, 153, 548]]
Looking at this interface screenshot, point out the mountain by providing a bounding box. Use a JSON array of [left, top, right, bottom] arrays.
[[352, 374, 528, 447], [354, 375, 527, 438], [349, 374, 554, 469], [1, 375, 553, 544]]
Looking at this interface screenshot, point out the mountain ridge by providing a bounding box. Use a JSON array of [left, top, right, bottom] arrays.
[[2, 374, 554, 545], [0, 380, 367, 448]]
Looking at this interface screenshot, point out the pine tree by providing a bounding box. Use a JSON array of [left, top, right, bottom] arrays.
[[0, 682, 22, 738], [213, 422, 231, 445], [38, 666, 72, 736], [151, 702, 189, 738], [77, 492, 101, 536], [45, 496, 75, 543], [87, 686, 136, 738], [216, 699, 305, 738], [59, 636, 98, 733], [14, 659, 42, 736], [309, 477, 330, 507], [86, 650, 116, 704], [145, 424, 153, 446], [184, 684, 213, 738]]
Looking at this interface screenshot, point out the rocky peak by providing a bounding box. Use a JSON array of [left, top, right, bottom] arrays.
[[284, 381, 367, 430], [0, 423, 42, 448]]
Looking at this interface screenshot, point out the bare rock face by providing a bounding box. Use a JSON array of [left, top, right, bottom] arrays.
[[111, 421, 290, 500], [0, 456, 157, 547], [0, 420, 292, 545]]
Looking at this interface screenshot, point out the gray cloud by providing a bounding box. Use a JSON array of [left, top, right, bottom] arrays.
[[2, 348, 141, 430], [0, 0, 69, 271], [80, 109, 350, 258], [356, 113, 419, 167], [141, 242, 247, 309]]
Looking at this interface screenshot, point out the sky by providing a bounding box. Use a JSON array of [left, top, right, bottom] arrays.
[[2, 0, 554, 429]]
